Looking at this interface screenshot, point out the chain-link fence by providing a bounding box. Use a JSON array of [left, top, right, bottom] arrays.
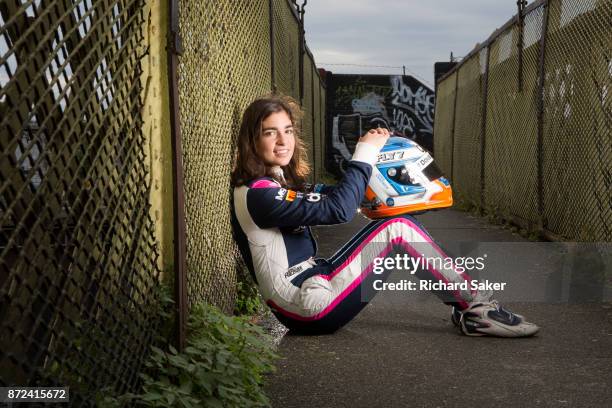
[[433, 71, 457, 183], [434, 0, 611, 242], [1, 0, 326, 403], [176, 0, 327, 314], [304, 46, 327, 181], [0, 0, 163, 404]]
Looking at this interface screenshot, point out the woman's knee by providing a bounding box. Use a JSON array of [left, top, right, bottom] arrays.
[[394, 214, 434, 234], [378, 215, 424, 235], [299, 275, 334, 314]]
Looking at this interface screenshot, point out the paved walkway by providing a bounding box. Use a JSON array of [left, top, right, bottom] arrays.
[[265, 209, 612, 408]]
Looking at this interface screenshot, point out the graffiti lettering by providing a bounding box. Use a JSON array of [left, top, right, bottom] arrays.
[[392, 108, 415, 136], [390, 76, 434, 133], [352, 92, 386, 115], [329, 74, 435, 175]]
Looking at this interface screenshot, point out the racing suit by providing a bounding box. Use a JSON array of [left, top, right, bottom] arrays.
[[231, 142, 485, 333]]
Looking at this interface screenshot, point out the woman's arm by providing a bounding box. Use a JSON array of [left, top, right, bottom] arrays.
[[246, 135, 387, 228], [307, 183, 335, 195]]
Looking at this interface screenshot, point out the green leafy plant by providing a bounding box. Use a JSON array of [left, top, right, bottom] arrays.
[[99, 302, 278, 407], [234, 279, 264, 316], [233, 261, 266, 318]]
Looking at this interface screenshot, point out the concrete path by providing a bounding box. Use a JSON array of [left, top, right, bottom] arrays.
[[265, 209, 612, 408]]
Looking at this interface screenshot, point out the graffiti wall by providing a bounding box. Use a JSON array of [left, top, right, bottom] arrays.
[[324, 73, 435, 175]]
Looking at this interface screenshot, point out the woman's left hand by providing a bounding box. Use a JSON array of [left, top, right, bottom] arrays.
[[358, 127, 390, 150]]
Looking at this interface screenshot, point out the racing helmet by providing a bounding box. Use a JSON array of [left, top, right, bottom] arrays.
[[360, 136, 453, 219]]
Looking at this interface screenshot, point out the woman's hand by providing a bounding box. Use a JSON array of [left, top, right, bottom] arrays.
[[358, 127, 391, 150]]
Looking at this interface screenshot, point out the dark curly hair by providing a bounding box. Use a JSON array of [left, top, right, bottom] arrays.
[[231, 94, 310, 189]]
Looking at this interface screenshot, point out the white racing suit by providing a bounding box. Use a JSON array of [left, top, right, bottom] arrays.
[[231, 143, 488, 333]]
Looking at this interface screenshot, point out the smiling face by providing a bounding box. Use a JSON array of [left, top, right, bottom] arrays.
[[255, 110, 295, 167]]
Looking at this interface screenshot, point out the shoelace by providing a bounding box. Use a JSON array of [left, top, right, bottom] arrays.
[[459, 300, 514, 323], [487, 300, 517, 322]]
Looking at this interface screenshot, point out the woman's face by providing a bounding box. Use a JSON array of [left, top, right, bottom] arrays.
[[255, 110, 295, 167]]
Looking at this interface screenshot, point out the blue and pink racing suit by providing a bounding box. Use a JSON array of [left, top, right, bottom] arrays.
[[231, 142, 488, 334]]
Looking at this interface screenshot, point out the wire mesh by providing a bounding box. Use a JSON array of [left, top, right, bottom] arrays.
[[177, 0, 272, 311], [272, 0, 300, 98], [176, 0, 327, 312], [0, 0, 161, 404], [541, 0, 611, 241], [433, 71, 457, 177], [451, 52, 485, 206], [302, 51, 314, 174], [313, 61, 322, 181], [1, 0, 327, 402], [319, 79, 327, 181], [484, 13, 540, 224], [434, 0, 611, 241]]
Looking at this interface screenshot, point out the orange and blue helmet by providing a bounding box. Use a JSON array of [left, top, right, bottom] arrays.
[[360, 136, 453, 219]]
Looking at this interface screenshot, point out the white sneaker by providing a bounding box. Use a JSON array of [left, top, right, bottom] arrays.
[[452, 301, 539, 338]]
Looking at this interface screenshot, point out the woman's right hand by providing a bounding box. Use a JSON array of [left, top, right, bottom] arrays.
[[358, 127, 391, 150]]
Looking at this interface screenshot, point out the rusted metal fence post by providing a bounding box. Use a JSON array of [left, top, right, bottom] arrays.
[[311, 59, 316, 180], [449, 71, 460, 183], [167, 0, 187, 351], [297, 1, 307, 103], [516, 0, 527, 92]]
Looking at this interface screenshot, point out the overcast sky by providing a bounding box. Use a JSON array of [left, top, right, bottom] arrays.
[[303, 0, 520, 88]]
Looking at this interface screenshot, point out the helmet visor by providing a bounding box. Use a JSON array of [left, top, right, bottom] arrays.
[[422, 161, 444, 182]]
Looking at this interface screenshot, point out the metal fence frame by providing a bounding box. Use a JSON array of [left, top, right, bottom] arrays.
[[1, 0, 166, 403], [435, 0, 611, 242], [1, 0, 327, 402], [168, 0, 327, 349]]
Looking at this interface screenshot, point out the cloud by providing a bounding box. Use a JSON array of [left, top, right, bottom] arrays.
[[304, 0, 520, 84], [314, 48, 369, 65]]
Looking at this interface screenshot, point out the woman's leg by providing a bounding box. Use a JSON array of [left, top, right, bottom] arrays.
[[269, 214, 486, 334]]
